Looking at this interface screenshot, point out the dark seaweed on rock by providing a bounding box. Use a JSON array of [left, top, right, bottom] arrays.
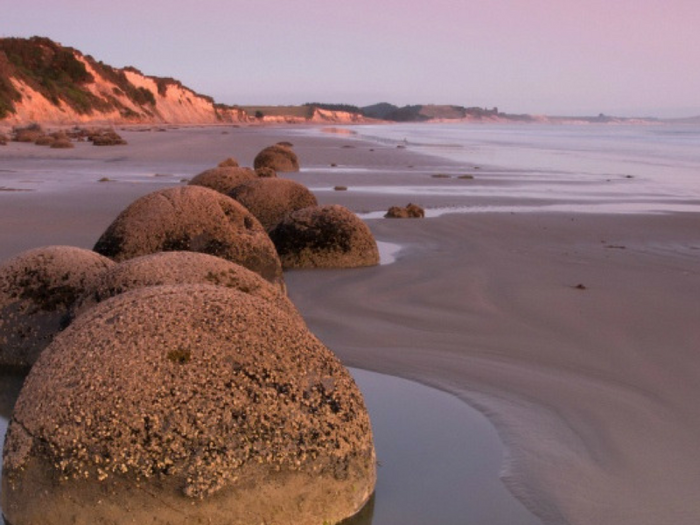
[[0, 246, 114, 370], [269, 205, 379, 269]]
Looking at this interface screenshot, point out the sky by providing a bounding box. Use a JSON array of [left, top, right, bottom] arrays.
[[1, 0, 699, 117]]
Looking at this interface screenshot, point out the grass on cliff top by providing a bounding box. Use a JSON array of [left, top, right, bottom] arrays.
[[241, 105, 314, 119], [0, 36, 157, 119]]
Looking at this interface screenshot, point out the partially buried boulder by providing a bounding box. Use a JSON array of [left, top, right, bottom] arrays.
[[0, 246, 114, 370], [217, 157, 239, 168], [71, 251, 298, 320], [93, 186, 283, 287], [1, 284, 376, 525], [384, 203, 425, 218], [270, 205, 379, 269], [188, 166, 257, 195], [228, 178, 318, 231], [253, 144, 300, 172]]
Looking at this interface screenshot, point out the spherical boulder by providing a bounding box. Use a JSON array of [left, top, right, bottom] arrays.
[[72, 251, 298, 320], [1, 285, 376, 525], [188, 166, 257, 195], [0, 246, 114, 369], [253, 144, 300, 172], [93, 186, 284, 287], [228, 178, 318, 231], [269, 205, 380, 269]]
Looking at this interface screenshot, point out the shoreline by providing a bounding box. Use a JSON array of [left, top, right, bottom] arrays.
[[2, 125, 700, 524]]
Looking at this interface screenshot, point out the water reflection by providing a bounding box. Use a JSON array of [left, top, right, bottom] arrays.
[[348, 368, 539, 525]]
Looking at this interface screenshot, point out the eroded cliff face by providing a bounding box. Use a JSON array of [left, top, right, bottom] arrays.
[[3, 57, 247, 125], [0, 37, 365, 126]]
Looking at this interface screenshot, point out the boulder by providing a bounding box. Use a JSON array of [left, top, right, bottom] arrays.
[[254, 166, 277, 178], [93, 186, 283, 287], [269, 205, 379, 269], [34, 135, 55, 146], [384, 203, 425, 218], [2, 285, 376, 525], [253, 144, 300, 172], [228, 178, 318, 231], [71, 251, 298, 320], [88, 129, 127, 146], [188, 166, 257, 195], [50, 138, 74, 149], [0, 246, 114, 370], [217, 157, 240, 168], [13, 125, 44, 143]]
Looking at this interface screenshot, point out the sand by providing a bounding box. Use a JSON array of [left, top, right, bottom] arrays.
[[2, 125, 700, 525]]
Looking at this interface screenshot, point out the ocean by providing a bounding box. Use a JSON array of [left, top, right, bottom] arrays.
[[330, 122, 700, 215]]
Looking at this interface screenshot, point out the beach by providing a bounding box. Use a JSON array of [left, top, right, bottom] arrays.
[[1, 124, 700, 524]]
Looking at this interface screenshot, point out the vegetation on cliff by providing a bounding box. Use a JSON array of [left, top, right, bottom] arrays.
[[0, 37, 157, 118]]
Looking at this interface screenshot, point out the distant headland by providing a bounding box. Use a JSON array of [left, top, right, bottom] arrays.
[[0, 36, 686, 127]]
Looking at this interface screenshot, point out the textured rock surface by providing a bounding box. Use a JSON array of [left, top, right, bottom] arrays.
[[255, 166, 278, 178], [93, 186, 284, 287], [0, 246, 114, 370], [1, 285, 376, 525], [229, 178, 318, 231], [384, 203, 425, 218], [72, 251, 298, 320], [270, 205, 380, 269], [217, 157, 240, 168], [188, 166, 256, 195], [253, 144, 300, 172]]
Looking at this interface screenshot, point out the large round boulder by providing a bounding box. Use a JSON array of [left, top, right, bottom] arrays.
[[93, 186, 284, 287], [269, 205, 380, 269], [72, 251, 298, 320], [253, 144, 300, 172], [1, 285, 376, 525], [0, 246, 114, 370], [228, 178, 318, 231], [188, 166, 257, 195]]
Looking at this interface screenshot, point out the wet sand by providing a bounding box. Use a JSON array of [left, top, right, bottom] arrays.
[[2, 126, 700, 524]]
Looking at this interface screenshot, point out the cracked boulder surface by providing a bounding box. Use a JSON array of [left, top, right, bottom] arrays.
[[187, 166, 256, 195], [253, 144, 300, 172], [228, 178, 318, 232], [0, 246, 115, 370], [1, 284, 376, 525], [70, 251, 299, 321], [269, 205, 380, 269], [93, 186, 284, 288]]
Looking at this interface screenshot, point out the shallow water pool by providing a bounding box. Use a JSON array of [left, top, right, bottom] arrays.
[[0, 369, 539, 525]]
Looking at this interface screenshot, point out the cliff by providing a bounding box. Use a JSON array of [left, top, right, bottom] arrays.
[[0, 37, 367, 126]]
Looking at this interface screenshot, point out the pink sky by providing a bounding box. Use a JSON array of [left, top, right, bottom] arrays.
[[2, 0, 698, 117]]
